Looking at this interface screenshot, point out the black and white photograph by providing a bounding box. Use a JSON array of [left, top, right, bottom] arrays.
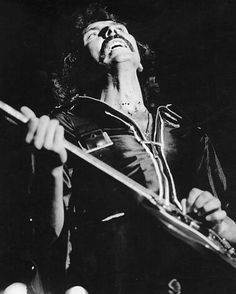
[[0, 0, 236, 293]]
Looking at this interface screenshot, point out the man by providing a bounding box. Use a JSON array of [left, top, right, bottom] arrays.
[[21, 4, 236, 294]]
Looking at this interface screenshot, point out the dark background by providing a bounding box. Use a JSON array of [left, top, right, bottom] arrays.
[[0, 0, 235, 204], [0, 0, 235, 287]]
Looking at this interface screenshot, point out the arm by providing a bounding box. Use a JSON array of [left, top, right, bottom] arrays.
[[186, 130, 236, 244], [21, 106, 67, 240]]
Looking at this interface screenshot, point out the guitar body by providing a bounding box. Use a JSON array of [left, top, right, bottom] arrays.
[[139, 202, 236, 294]]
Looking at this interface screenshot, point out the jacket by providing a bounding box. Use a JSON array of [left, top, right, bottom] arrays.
[[50, 96, 229, 294]]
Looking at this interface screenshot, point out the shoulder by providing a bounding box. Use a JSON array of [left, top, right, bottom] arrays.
[[50, 95, 115, 119], [154, 104, 206, 140]]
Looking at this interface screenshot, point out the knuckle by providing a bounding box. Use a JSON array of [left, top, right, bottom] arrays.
[[44, 143, 51, 150], [200, 191, 212, 201], [201, 194, 209, 201], [191, 187, 200, 194], [188, 188, 200, 203], [57, 125, 64, 133], [204, 191, 213, 198], [214, 198, 221, 207], [51, 118, 59, 126], [39, 115, 50, 123]]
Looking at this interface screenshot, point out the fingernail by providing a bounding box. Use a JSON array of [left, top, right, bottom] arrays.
[[34, 141, 42, 149]]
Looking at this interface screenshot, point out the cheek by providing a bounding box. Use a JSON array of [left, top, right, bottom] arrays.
[[87, 42, 101, 61], [129, 36, 141, 59]]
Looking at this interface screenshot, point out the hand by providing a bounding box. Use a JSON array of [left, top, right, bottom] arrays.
[[184, 188, 226, 226], [21, 106, 67, 167], [182, 188, 236, 244]]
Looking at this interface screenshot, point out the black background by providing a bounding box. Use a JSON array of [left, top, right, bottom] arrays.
[[0, 0, 235, 287], [1, 0, 235, 204]]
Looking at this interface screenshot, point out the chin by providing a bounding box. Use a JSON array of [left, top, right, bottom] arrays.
[[107, 52, 139, 66]]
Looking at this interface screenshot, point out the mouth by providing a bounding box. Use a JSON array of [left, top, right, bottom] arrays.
[[105, 39, 130, 55], [99, 35, 134, 62]]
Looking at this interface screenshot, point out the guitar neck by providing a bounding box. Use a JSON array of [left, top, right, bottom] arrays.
[[0, 100, 172, 210], [1, 100, 236, 269]]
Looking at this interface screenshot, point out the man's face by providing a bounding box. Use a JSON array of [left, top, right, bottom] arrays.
[[83, 20, 141, 68]]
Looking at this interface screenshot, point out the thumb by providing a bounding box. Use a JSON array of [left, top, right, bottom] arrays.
[[20, 106, 36, 121]]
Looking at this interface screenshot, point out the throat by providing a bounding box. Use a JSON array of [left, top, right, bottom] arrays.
[[101, 68, 145, 115], [124, 106, 153, 138], [119, 98, 146, 116], [100, 70, 152, 135]]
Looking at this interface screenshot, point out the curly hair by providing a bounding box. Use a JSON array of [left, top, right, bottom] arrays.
[[52, 2, 160, 109]]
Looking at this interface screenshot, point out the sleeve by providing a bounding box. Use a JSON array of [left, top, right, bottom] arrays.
[[50, 111, 77, 201], [30, 154, 70, 293], [30, 154, 62, 247], [194, 132, 228, 207], [29, 110, 76, 292], [30, 110, 76, 248]]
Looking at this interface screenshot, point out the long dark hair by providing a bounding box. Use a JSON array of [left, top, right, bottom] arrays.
[[52, 3, 160, 110]]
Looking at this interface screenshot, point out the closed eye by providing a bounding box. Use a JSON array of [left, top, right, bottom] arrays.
[[116, 26, 128, 33], [84, 28, 99, 42], [87, 31, 98, 40]]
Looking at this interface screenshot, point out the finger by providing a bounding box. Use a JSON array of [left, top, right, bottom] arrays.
[[192, 191, 213, 212], [44, 119, 59, 150], [205, 210, 227, 224], [20, 106, 36, 120], [21, 107, 39, 143], [53, 125, 64, 148], [181, 198, 187, 214], [186, 188, 202, 213], [34, 116, 50, 149], [203, 198, 221, 214]]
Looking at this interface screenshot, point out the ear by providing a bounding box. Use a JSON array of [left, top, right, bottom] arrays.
[[138, 63, 143, 72]]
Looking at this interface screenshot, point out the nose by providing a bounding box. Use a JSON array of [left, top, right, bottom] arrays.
[[105, 26, 117, 37], [99, 26, 118, 39]]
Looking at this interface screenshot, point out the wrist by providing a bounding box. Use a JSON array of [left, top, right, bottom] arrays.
[[34, 149, 65, 171], [215, 217, 236, 245]]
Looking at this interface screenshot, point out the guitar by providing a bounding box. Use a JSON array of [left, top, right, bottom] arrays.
[[0, 100, 236, 269]]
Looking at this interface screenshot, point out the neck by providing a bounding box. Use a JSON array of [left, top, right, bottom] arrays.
[[100, 65, 147, 116]]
